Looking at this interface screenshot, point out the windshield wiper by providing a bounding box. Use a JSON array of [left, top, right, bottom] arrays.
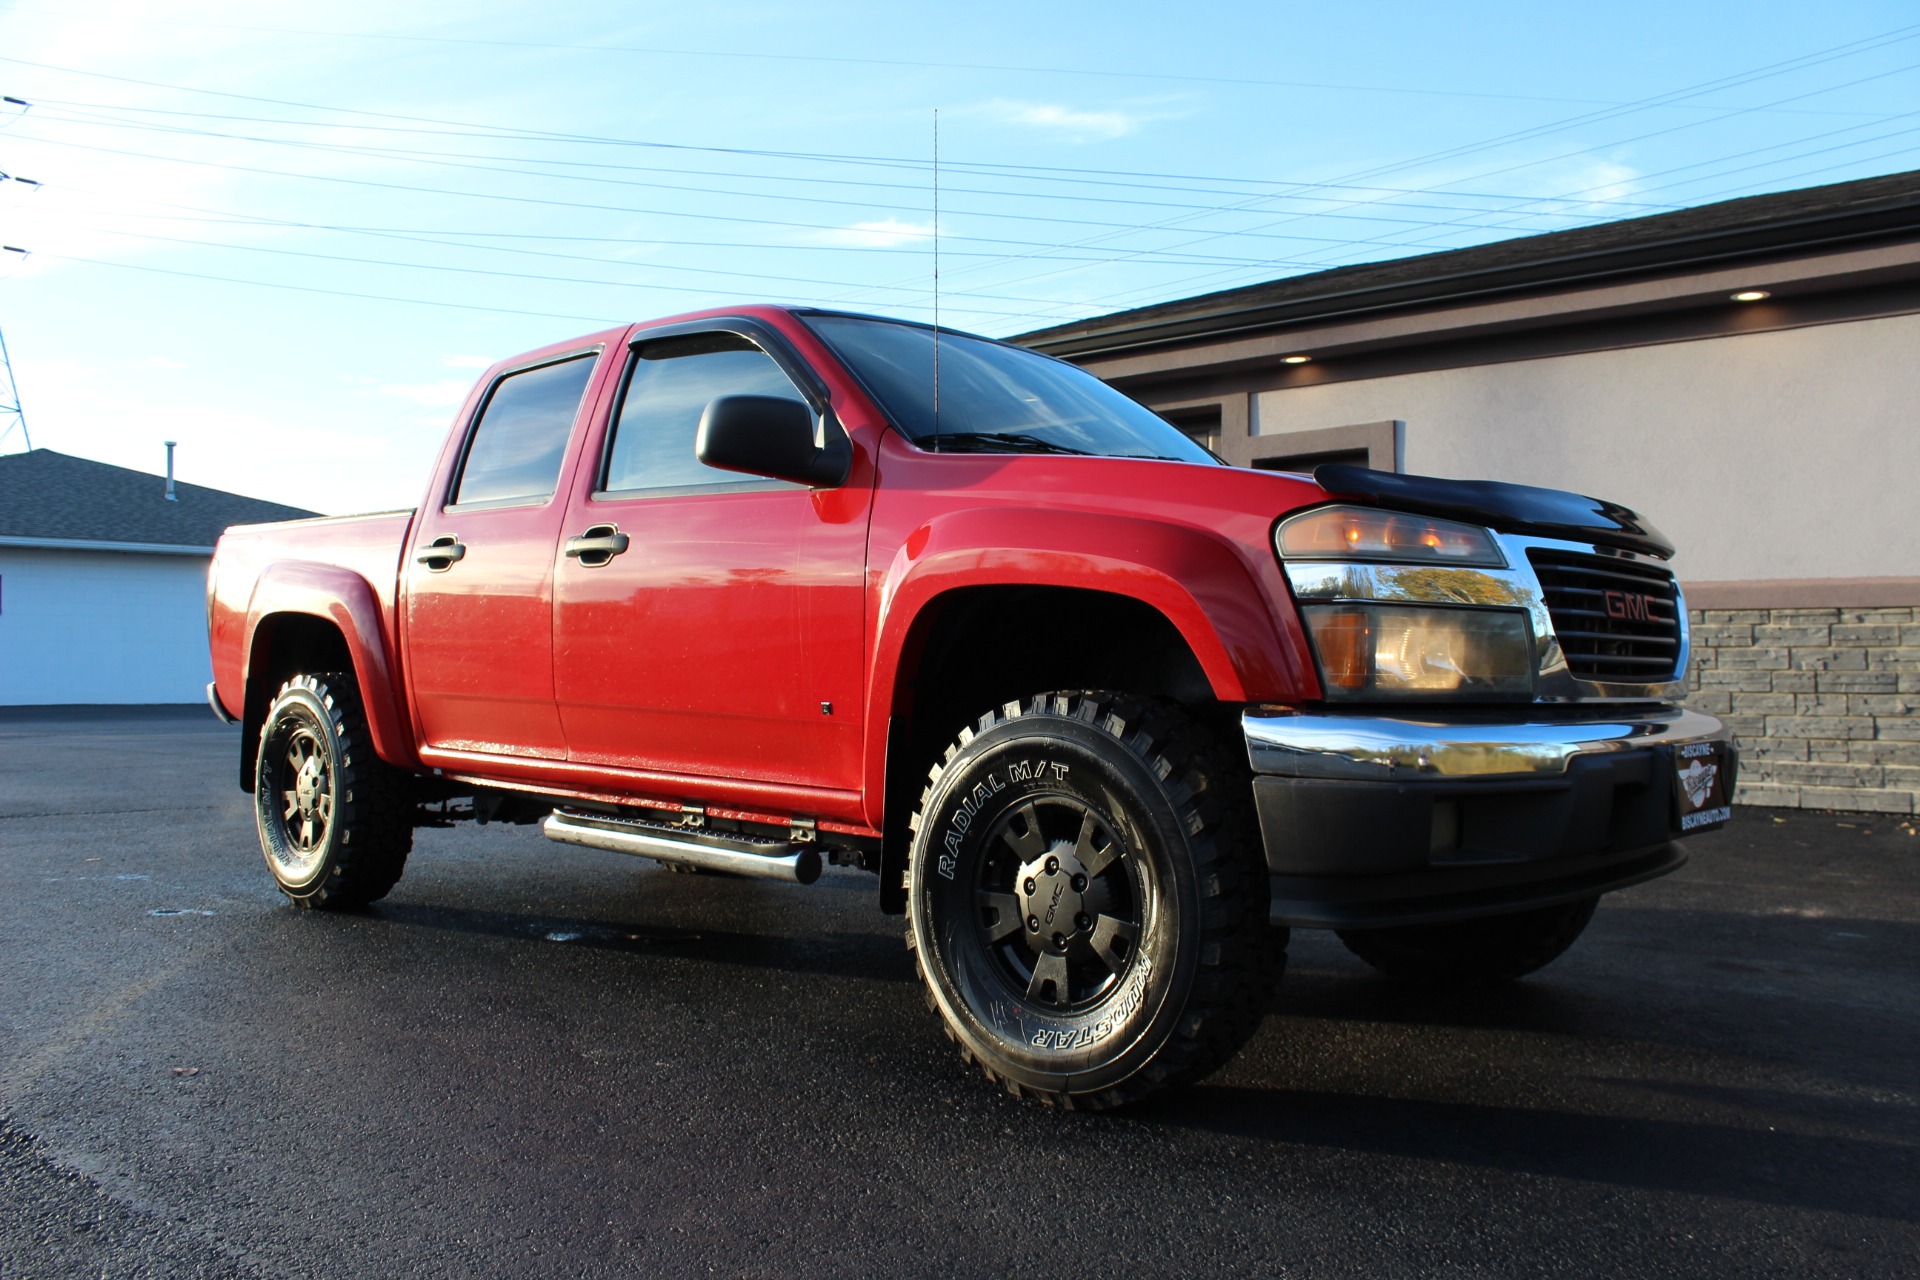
[[922, 431, 1092, 456]]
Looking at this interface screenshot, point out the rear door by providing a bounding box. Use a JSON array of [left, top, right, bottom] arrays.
[[403, 346, 608, 760], [550, 323, 868, 793]]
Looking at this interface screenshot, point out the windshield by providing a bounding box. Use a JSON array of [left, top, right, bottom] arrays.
[[804, 313, 1219, 464]]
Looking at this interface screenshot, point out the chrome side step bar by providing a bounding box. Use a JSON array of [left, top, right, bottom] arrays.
[[542, 809, 822, 884]]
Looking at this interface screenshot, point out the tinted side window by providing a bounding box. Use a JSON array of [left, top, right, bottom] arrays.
[[603, 333, 807, 493], [452, 354, 596, 506]]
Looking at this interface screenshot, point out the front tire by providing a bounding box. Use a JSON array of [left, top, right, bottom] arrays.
[[908, 693, 1279, 1110], [1336, 896, 1599, 984], [254, 672, 413, 909]]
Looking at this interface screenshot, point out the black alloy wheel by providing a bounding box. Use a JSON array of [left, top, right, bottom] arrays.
[[254, 672, 413, 909], [908, 692, 1279, 1109], [976, 793, 1143, 1013], [269, 718, 335, 868]]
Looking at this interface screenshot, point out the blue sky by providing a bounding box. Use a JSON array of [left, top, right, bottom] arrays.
[[1, 0, 1917, 512]]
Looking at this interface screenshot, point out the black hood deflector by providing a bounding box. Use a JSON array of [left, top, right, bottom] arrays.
[[1312, 464, 1675, 559]]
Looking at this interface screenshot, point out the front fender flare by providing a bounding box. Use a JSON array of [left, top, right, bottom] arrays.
[[862, 506, 1311, 827]]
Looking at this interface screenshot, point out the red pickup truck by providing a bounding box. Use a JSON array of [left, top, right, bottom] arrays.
[[207, 304, 1734, 1109]]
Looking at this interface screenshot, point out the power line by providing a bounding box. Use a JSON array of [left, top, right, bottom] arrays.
[[1363, 107, 1920, 263], [17, 107, 1637, 252], [26, 99, 1684, 230], [70, 205, 1278, 266], [1247, 56, 1920, 275], [5, 54, 1875, 203], [25, 132, 1460, 263], [22, 198, 1285, 267], [898, 32, 1920, 319], [7, 26, 1917, 335], [27, 248, 1032, 327], [23, 250, 621, 323], [48, 222, 1079, 317], [18, 131, 1571, 268], [818, 23, 1920, 313], [0, 8, 1892, 115]]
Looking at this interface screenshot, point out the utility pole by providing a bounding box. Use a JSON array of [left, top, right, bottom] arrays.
[[1, 108, 38, 451], [0, 316, 26, 453]]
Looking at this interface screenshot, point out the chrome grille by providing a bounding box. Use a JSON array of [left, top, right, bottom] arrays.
[[1527, 549, 1682, 683]]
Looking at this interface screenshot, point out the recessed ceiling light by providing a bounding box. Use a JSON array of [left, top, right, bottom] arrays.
[[1731, 289, 1771, 302], [1282, 354, 1312, 364]]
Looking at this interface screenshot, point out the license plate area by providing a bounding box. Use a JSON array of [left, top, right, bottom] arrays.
[[1673, 741, 1732, 831]]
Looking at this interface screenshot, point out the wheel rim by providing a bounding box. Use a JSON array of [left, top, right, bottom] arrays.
[[266, 717, 333, 880], [970, 794, 1144, 1011]]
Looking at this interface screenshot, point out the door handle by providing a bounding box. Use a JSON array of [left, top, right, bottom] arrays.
[[564, 524, 630, 568], [416, 534, 466, 570]]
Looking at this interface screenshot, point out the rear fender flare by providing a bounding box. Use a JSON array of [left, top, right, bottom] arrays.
[[244, 561, 419, 774]]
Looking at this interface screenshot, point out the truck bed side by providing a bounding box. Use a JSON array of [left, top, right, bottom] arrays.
[[209, 509, 418, 784]]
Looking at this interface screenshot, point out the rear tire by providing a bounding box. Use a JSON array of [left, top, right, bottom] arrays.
[[254, 672, 413, 909], [1336, 896, 1599, 984], [907, 692, 1280, 1110]]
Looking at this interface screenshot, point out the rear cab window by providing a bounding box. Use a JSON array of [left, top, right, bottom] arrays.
[[451, 354, 598, 507]]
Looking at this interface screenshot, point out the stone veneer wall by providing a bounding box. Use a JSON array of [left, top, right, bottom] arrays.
[[1685, 605, 1919, 814]]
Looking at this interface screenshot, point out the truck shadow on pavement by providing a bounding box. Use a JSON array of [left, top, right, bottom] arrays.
[[1271, 906, 1919, 1070], [371, 899, 920, 985], [1145, 902, 1920, 1223], [354, 893, 1917, 1225], [1149, 1082, 1920, 1223]]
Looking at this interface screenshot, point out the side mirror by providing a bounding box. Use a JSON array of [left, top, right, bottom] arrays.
[[696, 395, 851, 489]]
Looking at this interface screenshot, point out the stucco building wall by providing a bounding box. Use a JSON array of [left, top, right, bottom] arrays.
[[1250, 312, 1920, 585]]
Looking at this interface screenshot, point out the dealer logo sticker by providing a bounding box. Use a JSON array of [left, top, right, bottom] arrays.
[[1676, 741, 1732, 830], [1679, 758, 1718, 811]]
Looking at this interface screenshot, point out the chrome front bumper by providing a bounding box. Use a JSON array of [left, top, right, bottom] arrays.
[[1242, 705, 1732, 783], [1240, 704, 1735, 929]]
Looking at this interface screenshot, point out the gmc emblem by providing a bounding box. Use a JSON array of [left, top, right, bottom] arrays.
[[1604, 589, 1658, 622]]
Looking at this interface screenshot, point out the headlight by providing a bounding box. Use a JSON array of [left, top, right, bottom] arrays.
[[1302, 604, 1534, 700], [1276, 505, 1504, 567]]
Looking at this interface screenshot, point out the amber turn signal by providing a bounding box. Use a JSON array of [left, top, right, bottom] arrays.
[[1311, 606, 1373, 690]]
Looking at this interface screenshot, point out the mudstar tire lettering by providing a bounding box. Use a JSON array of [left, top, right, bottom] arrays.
[[1028, 956, 1153, 1051]]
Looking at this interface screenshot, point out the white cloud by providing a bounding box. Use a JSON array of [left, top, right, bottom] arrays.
[[442, 354, 495, 369], [125, 355, 188, 370], [974, 98, 1162, 142], [825, 218, 936, 248], [380, 379, 473, 407], [1550, 159, 1643, 209]]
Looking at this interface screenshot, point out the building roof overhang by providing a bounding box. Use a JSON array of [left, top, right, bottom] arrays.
[[1014, 170, 1920, 376]]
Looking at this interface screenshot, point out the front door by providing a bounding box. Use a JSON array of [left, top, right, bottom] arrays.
[[403, 348, 604, 760], [551, 328, 868, 793]]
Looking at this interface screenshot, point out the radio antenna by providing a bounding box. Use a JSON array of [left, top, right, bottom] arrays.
[[925, 110, 933, 450]]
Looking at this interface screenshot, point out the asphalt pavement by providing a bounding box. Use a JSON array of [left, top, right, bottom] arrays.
[[1, 707, 1915, 1278]]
